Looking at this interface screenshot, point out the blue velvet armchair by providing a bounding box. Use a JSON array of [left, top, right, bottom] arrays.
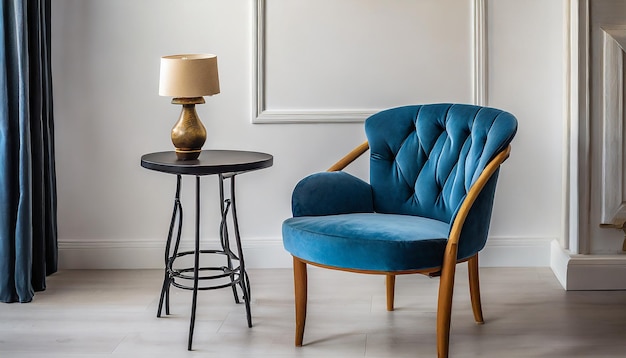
[[282, 104, 518, 358]]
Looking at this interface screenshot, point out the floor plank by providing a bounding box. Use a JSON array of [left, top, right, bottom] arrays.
[[1, 267, 625, 357]]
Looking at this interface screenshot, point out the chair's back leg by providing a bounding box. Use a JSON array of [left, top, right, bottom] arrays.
[[468, 254, 484, 324], [386, 274, 396, 311], [293, 257, 308, 346]]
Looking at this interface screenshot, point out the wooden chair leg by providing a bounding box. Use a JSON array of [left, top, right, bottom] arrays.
[[468, 254, 484, 324], [436, 258, 457, 358], [293, 257, 308, 346], [386, 274, 395, 311]]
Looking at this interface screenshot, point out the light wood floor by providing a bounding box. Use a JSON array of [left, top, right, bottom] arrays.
[[1, 266, 625, 357]]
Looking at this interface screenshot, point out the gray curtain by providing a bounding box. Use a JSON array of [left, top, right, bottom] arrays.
[[0, 0, 57, 303]]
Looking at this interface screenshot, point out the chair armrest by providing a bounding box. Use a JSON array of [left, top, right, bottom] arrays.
[[327, 141, 369, 172], [292, 171, 374, 217]]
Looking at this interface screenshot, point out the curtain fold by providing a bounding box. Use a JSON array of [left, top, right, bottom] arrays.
[[0, 0, 57, 303]]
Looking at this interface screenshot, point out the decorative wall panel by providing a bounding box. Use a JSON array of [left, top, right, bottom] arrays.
[[600, 27, 626, 227], [253, 0, 485, 123], [568, 0, 626, 255]]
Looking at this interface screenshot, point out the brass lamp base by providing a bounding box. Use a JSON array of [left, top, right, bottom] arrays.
[[171, 97, 207, 160]]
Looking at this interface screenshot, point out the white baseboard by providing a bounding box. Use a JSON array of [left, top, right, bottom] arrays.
[[58, 239, 294, 270], [550, 240, 626, 290], [58, 236, 552, 270], [479, 237, 552, 267], [62, 237, 626, 290], [550, 240, 570, 288]]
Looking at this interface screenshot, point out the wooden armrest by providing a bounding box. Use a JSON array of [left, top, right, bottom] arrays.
[[447, 145, 512, 246], [327, 141, 369, 172]]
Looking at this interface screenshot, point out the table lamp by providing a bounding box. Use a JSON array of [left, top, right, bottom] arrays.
[[159, 54, 220, 160]]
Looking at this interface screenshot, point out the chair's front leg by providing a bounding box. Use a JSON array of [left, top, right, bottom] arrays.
[[293, 257, 308, 346], [436, 246, 458, 358], [386, 274, 396, 311], [468, 254, 484, 324]]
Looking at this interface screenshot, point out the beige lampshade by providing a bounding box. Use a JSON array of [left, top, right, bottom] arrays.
[[159, 54, 220, 97]]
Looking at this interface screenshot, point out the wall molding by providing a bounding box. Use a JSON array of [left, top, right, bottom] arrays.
[[252, 0, 488, 124], [473, 0, 487, 106], [566, 0, 591, 254], [600, 27, 626, 227], [58, 236, 552, 270]]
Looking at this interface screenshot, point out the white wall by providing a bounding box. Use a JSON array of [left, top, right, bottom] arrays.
[[51, 0, 564, 269], [485, 0, 565, 248]]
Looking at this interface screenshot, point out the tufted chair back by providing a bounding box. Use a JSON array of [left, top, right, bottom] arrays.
[[366, 104, 517, 259]]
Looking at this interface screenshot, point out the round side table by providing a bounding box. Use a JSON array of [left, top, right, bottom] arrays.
[[141, 150, 273, 350]]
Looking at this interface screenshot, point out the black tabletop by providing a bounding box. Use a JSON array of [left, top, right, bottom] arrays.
[[141, 150, 273, 176]]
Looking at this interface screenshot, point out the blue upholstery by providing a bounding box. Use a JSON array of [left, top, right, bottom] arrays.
[[291, 171, 373, 217], [283, 103, 517, 272], [283, 213, 449, 271]]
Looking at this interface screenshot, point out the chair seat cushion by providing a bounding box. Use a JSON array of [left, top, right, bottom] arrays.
[[282, 213, 449, 272]]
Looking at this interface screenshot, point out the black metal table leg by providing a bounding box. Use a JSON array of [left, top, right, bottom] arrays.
[[188, 176, 201, 351], [158, 175, 183, 318], [229, 175, 253, 328], [219, 174, 241, 304]]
